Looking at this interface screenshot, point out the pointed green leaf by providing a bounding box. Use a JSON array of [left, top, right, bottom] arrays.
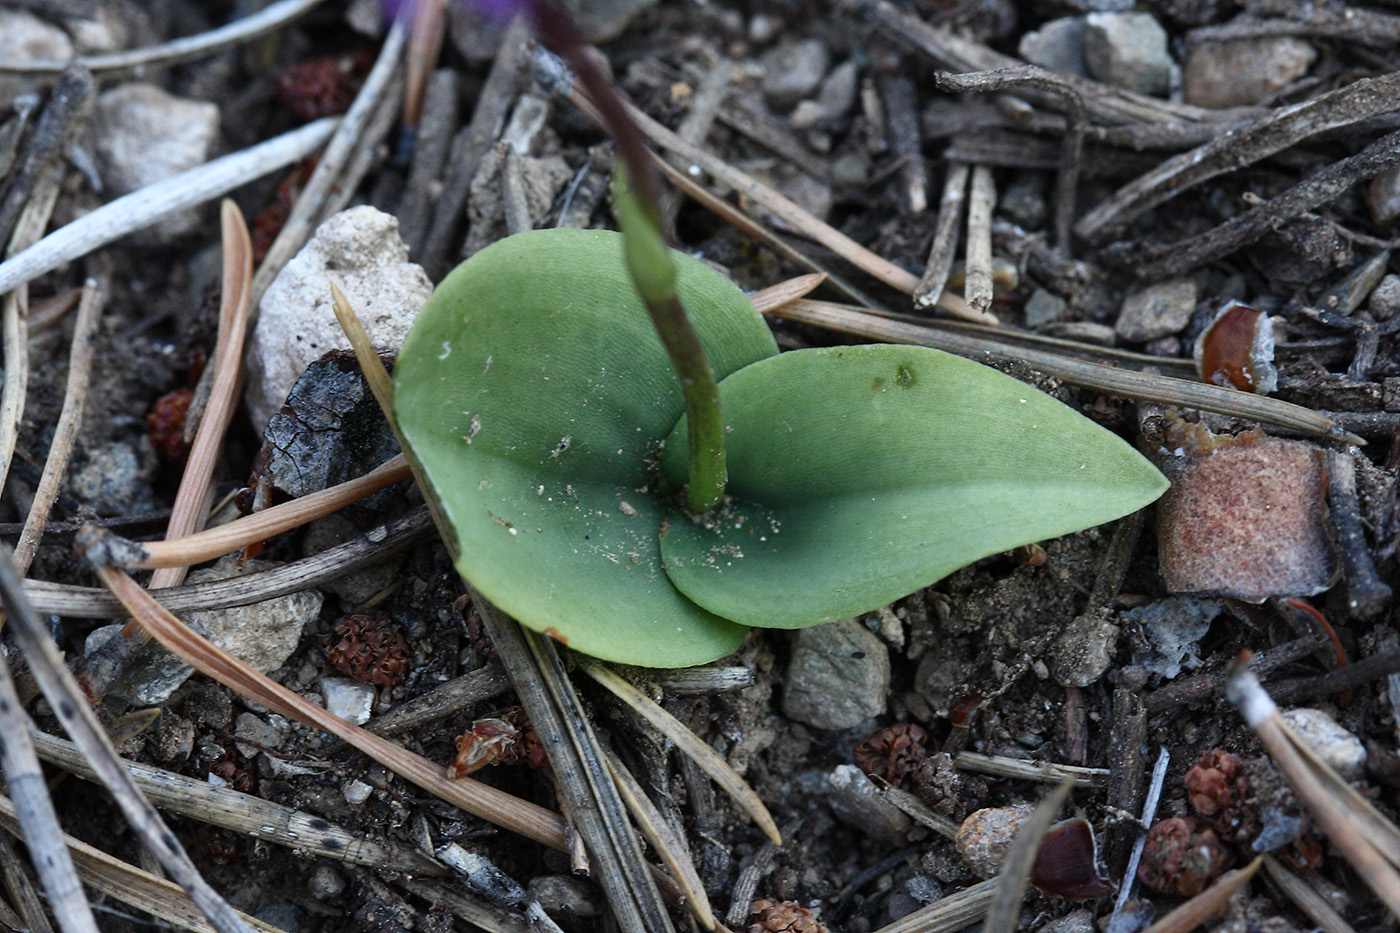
[[658, 345, 1169, 628], [393, 229, 777, 666]]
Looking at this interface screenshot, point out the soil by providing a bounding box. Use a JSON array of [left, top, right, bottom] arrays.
[[3, 1, 1400, 932]]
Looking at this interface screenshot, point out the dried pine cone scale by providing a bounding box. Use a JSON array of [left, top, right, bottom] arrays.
[[324, 614, 410, 687]]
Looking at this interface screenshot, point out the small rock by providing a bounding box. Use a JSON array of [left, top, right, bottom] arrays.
[[760, 39, 830, 110], [1250, 216, 1351, 287], [955, 805, 1031, 878], [67, 7, 129, 54], [1183, 38, 1316, 109], [748, 13, 782, 44], [310, 865, 347, 900], [93, 84, 220, 239], [304, 514, 402, 604], [1000, 173, 1048, 229], [1053, 607, 1119, 687], [1158, 437, 1337, 602], [70, 441, 156, 516], [576, 0, 657, 42], [1368, 274, 1400, 320], [1024, 288, 1068, 327], [346, 0, 385, 35], [233, 712, 284, 759], [828, 764, 913, 846], [1116, 277, 1198, 342], [87, 556, 323, 705], [830, 152, 870, 187], [1282, 709, 1366, 780], [1084, 13, 1172, 97], [527, 876, 602, 918], [247, 206, 432, 431], [1042, 909, 1097, 933], [789, 100, 825, 131], [1018, 17, 1088, 77], [0, 11, 74, 108], [1125, 596, 1222, 678], [343, 778, 374, 805], [322, 676, 376, 725], [1367, 167, 1400, 226], [782, 619, 889, 730], [815, 59, 860, 121]]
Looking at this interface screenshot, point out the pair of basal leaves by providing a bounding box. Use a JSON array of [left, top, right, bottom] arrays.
[[394, 229, 1167, 668]]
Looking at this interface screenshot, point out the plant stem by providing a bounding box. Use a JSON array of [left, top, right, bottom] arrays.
[[528, 0, 727, 512]]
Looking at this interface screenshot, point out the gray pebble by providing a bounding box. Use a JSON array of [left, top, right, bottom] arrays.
[[761, 38, 830, 110], [1368, 166, 1400, 226], [783, 619, 889, 730], [1183, 38, 1316, 109], [1024, 288, 1068, 327], [321, 676, 376, 725], [1084, 13, 1172, 97], [1116, 276, 1198, 342], [1368, 274, 1400, 320], [1018, 17, 1087, 77]]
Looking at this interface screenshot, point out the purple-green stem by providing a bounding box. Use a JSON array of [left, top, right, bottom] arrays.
[[528, 0, 727, 512]]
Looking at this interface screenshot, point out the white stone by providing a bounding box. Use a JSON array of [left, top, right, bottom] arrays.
[[321, 676, 376, 725], [89, 556, 322, 706], [1283, 708, 1367, 780], [342, 778, 374, 805], [68, 8, 129, 54], [246, 207, 432, 430], [93, 84, 220, 238], [1116, 276, 1198, 342], [0, 11, 74, 109]]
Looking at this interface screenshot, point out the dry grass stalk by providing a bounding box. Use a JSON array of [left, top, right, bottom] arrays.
[[984, 778, 1075, 933], [29, 728, 446, 877], [0, 546, 250, 933], [605, 748, 717, 930], [771, 299, 1363, 444], [581, 660, 781, 845], [874, 781, 959, 841], [0, 117, 337, 297], [963, 166, 996, 316], [0, 622, 97, 933], [330, 281, 396, 414], [141, 201, 253, 608], [1141, 857, 1261, 933], [1261, 856, 1355, 933], [26, 506, 432, 618], [915, 162, 970, 309], [0, 0, 328, 79], [0, 794, 286, 933], [13, 279, 102, 574], [124, 453, 412, 570], [747, 274, 827, 315], [955, 752, 1108, 788], [1228, 659, 1400, 917], [88, 559, 569, 852]]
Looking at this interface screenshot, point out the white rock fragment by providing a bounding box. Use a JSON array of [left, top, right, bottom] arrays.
[[0, 11, 74, 108], [1084, 13, 1172, 97], [342, 778, 374, 805], [321, 676, 377, 725], [246, 206, 432, 430], [93, 84, 220, 239], [1282, 708, 1367, 781], [86, 555, 322, 705]]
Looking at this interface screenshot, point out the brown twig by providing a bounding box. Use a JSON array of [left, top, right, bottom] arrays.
[[915, 163, 970, 309], [1077, 72, 1400, 241], [1142, 858, 1262, 933], [1124, 129, 1400, 280], [964, 166, 996, 316], [935, 68, 1084, 251]]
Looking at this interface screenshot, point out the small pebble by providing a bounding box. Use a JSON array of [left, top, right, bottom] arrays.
[[1053, 607, 1119, 687], [1041, 908, 1096, 933], [1018, 17, 1087, 77], [1368, 274, 1400, 320], [1158, 436, 1336, 602], [1282, 708, 1367, 781], [93, 84, 220, 239], [760, 38, 830, 110], [0, 10, 74, 108], [1183, 38, 1316, 109], [955, 805, 1031, 878], [233, 712, 284, 759], [815, 59, 860, 121], [321, 676, 376, 725], [527, 876, 602, 918], [1024, 288, 1068, 327], [1116, 277, 1197, 342], [1368, 166, 1400, 226], [310, 865, 347, 900], [1084, 13, 1172, 97], [343, 779, 374, 805], [782, 619, 889, 730]]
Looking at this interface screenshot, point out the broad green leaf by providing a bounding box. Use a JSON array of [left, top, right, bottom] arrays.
[[394, 229, 777, 666], [658, 345, 1169, 628]]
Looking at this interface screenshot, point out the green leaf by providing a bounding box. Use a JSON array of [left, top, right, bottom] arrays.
[[393, 228, 777, 667], [658, 345, 1169, 628]]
